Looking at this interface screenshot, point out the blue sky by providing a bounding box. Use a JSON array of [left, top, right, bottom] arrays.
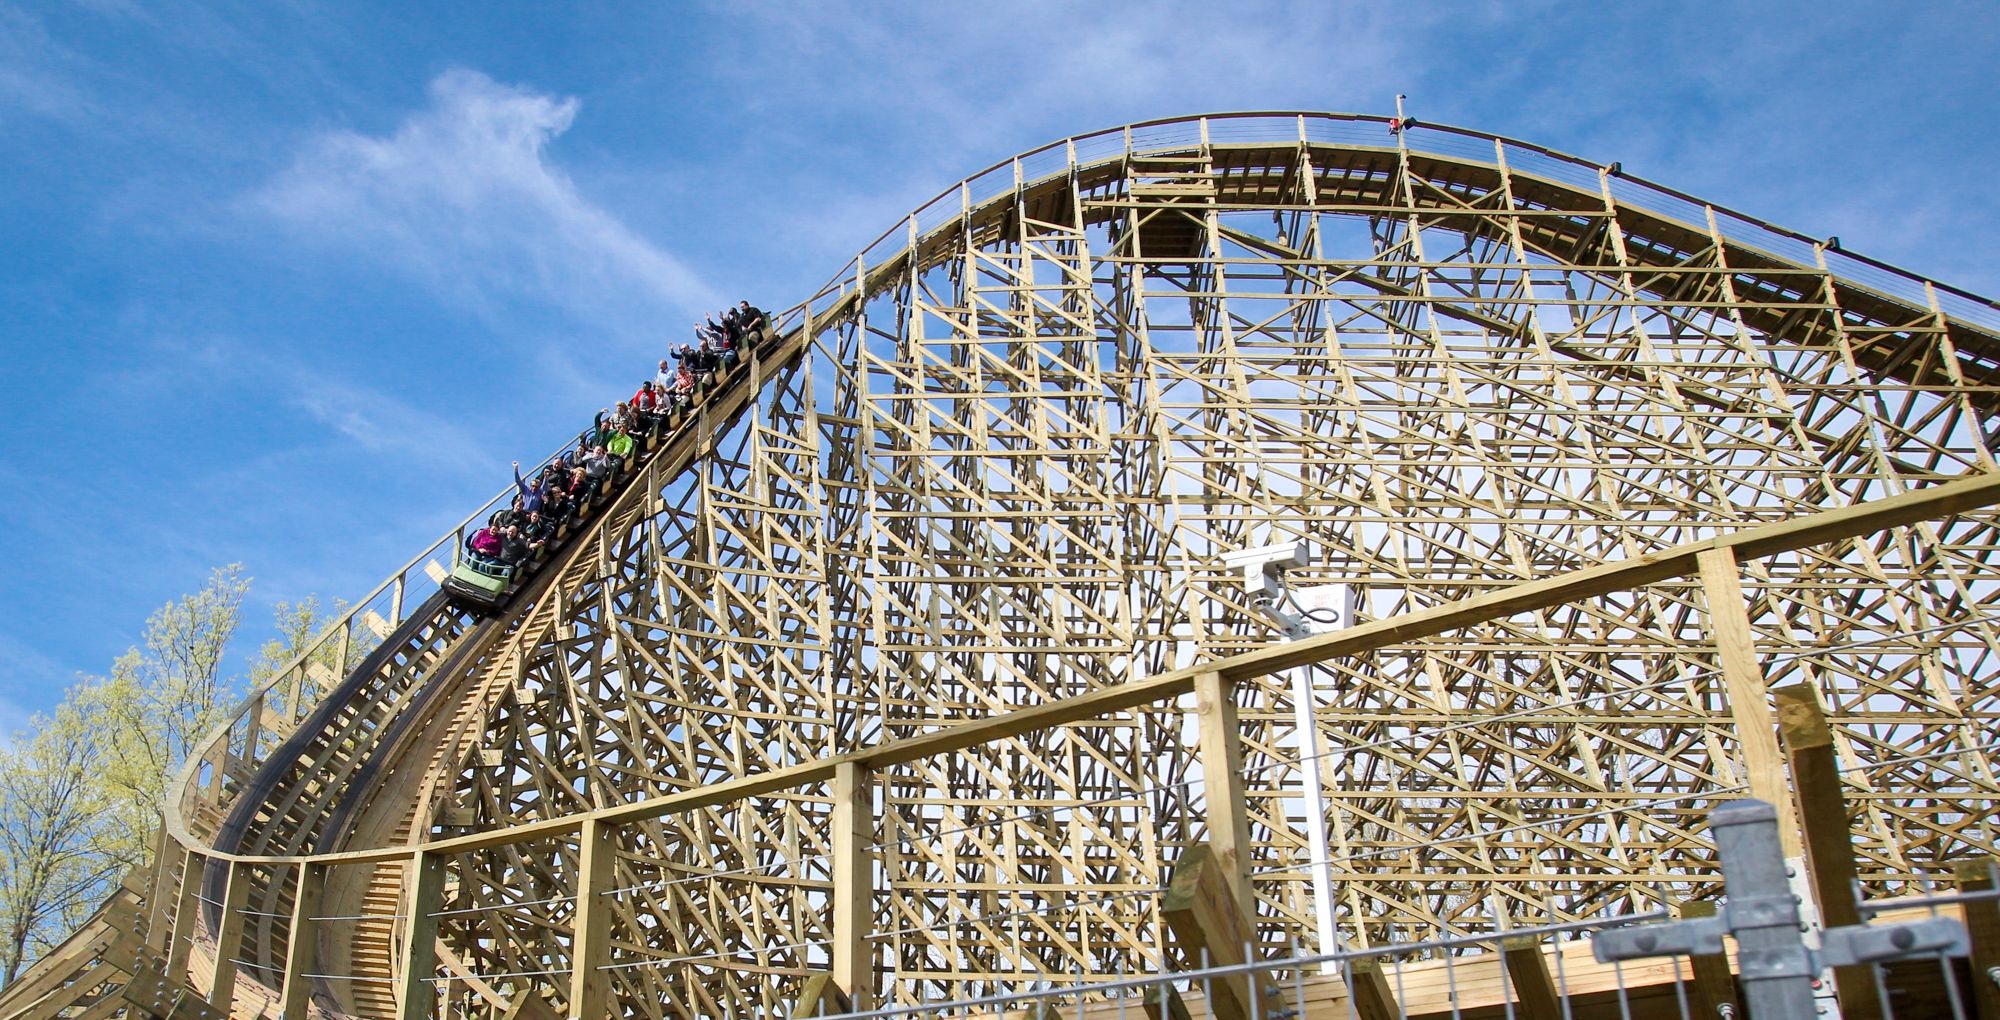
[[2, 0, 1996, 732]]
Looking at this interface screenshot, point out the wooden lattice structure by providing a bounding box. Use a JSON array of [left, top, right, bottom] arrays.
[[5, 112, 2000, 1020]]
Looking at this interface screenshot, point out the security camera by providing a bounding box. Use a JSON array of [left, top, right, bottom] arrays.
[[1219, 540, 1313, 603]]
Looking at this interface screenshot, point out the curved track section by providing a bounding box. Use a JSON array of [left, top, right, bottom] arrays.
[[7, 111, 2000, 1020]]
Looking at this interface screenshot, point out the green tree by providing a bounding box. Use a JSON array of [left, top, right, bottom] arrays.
[[250, 594, 349, 687], [0, 567, 352, 986], [0, 683, 120, 984], [93, 565, 252, 870]]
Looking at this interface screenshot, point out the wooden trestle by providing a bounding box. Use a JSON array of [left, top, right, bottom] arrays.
[[5, 111, 2000, 1020]]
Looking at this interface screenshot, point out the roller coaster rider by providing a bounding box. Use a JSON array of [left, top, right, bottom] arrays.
[[445, 299, 774, 609]]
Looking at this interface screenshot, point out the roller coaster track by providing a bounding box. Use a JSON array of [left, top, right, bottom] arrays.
[[6, 111, 2000, 1020]]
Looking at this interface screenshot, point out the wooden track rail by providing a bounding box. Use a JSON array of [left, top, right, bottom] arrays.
[[6, 111, 2000, 1020]]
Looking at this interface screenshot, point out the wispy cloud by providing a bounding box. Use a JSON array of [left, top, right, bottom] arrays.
[[0, 7, 96, 125], [251, 69, 716, 338], [703, 2, 1439, 266]]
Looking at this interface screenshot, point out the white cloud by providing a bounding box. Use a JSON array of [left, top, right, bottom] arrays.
[[286, 374, 492, 470], [252, 69, 717, 337], [0, 7, 96, 125]]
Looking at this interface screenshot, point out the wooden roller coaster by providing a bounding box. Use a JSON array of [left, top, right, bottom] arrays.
[[5, 112, 2000, 1020]]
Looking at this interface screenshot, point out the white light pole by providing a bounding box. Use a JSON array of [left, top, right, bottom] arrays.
[[1220, 542, 1353, 972]]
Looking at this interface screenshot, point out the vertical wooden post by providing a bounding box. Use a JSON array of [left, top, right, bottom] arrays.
[[165, 850, 204, 982], [1162, 844, 1263, 1020], [1696, 547, 1800, 856], [1774, 683, 1882, 1020], [280, 862, 327, 1020], [396, 851, 445, 1020], [144, 829, 181, 955], [1674, 901, 1741, 1020], [1953, 858, 2000, 1020], [569, 819, 617, 1020], [832, 762, 874, 1012], [1344, 959, 1401, 1020], [1499, 937, 1563, 1020], [206, 860, 252, 1004], [1193, 671, 1254, 914]]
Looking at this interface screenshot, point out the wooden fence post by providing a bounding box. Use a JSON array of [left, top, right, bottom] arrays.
[[280, 862, 327, 1020], [1954, 858, 2000, 1020], [396, 851, 445, 1020], [1774, 683, 1881, 1020], [569, 819, 616, 1020], [832, 762, 874, 1012]]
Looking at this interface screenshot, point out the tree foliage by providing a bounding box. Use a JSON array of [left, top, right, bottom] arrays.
[[94, 565, 252, 871], [0, 566, 343, 987], [0, 683, 120, 984]]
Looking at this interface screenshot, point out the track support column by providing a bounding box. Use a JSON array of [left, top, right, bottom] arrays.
[[280, 862, 327, 1020], [570, 818, 617, 1020], [832, 761, 874, 1012], [396, 851, 445, 1020]]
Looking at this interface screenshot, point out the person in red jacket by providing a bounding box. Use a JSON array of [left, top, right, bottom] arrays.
[[468, 525, 503, 562]]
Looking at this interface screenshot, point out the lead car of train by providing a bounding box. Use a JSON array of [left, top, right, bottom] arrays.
[[441, 318, 775, 614]]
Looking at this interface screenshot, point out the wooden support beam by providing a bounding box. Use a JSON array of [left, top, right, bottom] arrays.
[[1499, 937, 1563, 1020], [1775, 683, 1882, 1020], [1192, 671, 1254, 914], [1696, 546, 1799, 856], [789, 973, 851, 1020], [569, 818, 617, 1020], [831, 762, 874, 1012], [205, 860, 251, 1005], [1674, 901, 1741, 1020], [1141, 984, 1192, 1020], [1954, 858, 2000, 1020], [1005, 1001, 1067, 1020], [1162, 843, 1270, 1020], [1344, 958, 1401, 1020], [278, 862, 326, 1020], [164, 851, 203, 984], [144, 829, 179, 955], [395, 852, 444, 1020]]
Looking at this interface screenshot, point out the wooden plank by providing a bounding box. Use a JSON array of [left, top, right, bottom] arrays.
[[831, 762, 874, 1011], [568, 818, 617, 1020], [164, 851, 203, 983], [204, 861, 251, 1005], [1775, 683, 1882, 1020], [1955, 858, 2000, 1020], [1499, 937, 1562, 1020], [144, 829, 179, 955]]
